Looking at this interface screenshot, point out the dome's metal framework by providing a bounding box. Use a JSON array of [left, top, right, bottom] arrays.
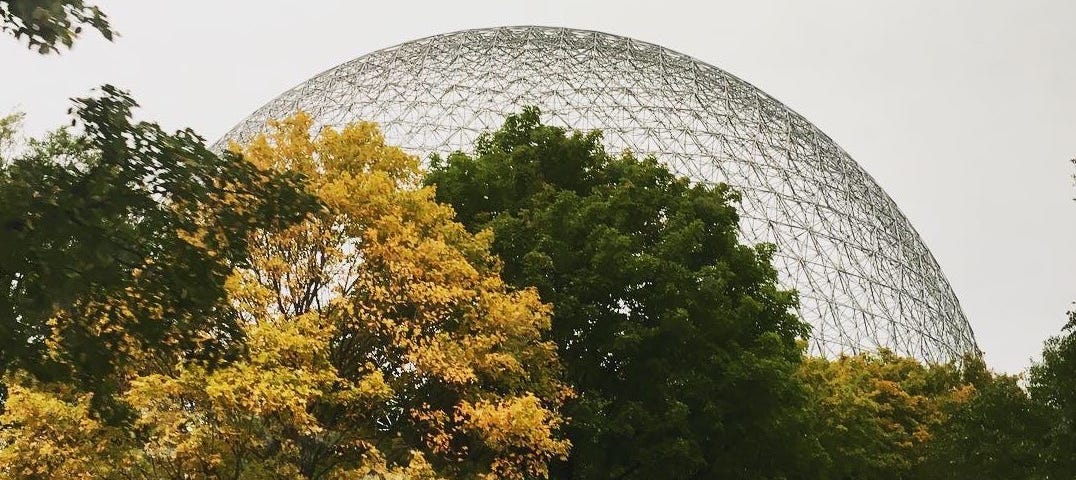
[[220, 26, 977, 363]]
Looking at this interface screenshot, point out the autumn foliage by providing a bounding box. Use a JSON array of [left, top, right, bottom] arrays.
[[798, 350, 973, 479], [0, 112, 568, 479], [2, 100, 1075, 480]]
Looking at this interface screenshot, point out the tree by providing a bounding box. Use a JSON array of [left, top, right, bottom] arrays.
[[1027, 310, 1076, 478], [0, 0, 112, 53], [914, 157, 1076, 478], [799, 350, 974, 480], [0, 113, 570, 479], [1016, 161, 1076, 477], [917, 357, 1050, 480], [0, 86, 316, 417], [0, 112, 23, 157], [426, 107, 816, 479]]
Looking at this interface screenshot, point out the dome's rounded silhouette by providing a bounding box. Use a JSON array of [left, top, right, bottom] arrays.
[[220, 26, 977, 362]]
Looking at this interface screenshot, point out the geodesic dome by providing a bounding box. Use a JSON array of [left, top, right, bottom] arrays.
[[219, 26, 977, 363]]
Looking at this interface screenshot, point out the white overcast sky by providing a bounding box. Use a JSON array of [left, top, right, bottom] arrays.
[[2, 0, 1074, 374]]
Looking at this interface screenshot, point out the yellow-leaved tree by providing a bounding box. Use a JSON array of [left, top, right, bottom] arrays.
[[0, 113, 569, 479]]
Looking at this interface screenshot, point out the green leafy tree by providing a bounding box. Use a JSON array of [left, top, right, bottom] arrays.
[[0, 112, 23, 157], [0, 86, 316, 417], [1018, 162, 1076, 477], [0, 0, 112, 53], [1028, 310, 1076, 478], [917, 357, 1049, 480], [426, 107, 817, 479], [917, 162, 1076, 479]]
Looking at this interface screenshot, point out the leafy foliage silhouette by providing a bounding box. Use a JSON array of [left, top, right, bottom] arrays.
[[0, 0, 112, 53]]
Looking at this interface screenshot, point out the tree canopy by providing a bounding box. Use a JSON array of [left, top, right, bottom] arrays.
[[1026, 310, 1076, 477], [0, 86, 317, 417], [917, 361, 1049, 480], [0, 112, 569, 479], [427, 107, 816, 479], [798, 350, 975, 479], [1, 97, 1073, 479], [0, 0, 112, 53]]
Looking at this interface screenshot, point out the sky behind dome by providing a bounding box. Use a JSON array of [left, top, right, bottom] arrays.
[[2, 0, 1073, 374]]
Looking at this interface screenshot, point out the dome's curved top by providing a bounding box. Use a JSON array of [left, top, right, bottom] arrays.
[[220, 26, 977, 362]]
